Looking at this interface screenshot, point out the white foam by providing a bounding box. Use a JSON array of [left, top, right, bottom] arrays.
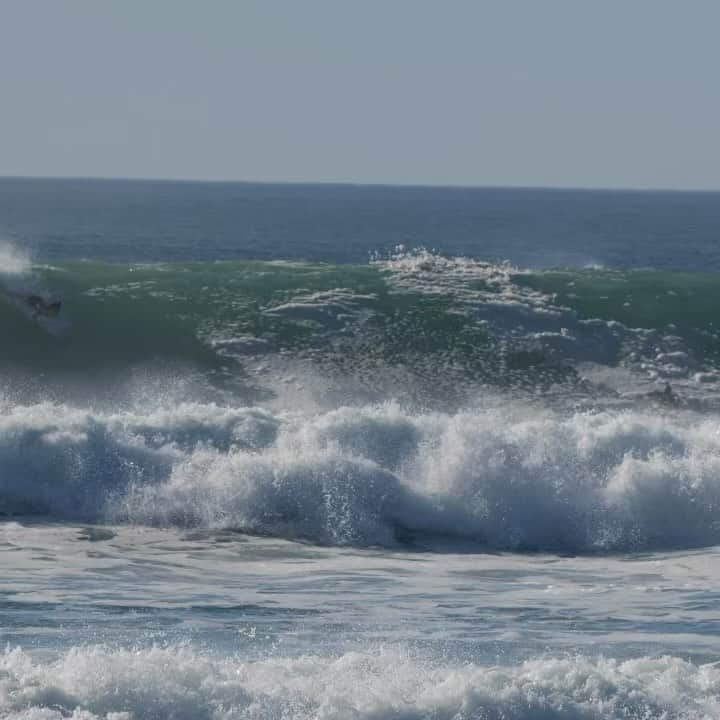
[[3, 398, 720, 552], [263, 288, 376, 331], [1, 645, 718, 719], [0, 240, 31, 277]]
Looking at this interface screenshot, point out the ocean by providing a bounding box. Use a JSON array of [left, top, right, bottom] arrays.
[[1, 177, 719, 719]]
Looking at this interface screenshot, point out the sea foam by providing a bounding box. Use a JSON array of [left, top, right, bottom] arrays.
[[2, 399, 720, 553], [1, 645, 718, 719]]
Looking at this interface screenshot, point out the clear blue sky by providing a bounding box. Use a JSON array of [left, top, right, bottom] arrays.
[[1, 0, 719, 189]]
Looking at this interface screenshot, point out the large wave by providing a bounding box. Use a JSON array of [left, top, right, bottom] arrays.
[[3, 399, 720, 553], [3, 249, 720, 552], [2, 251, 720, 401], [1, 645, 718, 719]]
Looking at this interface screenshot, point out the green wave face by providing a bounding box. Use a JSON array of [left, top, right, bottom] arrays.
[[0, 259, 491, 380], [515, 268, 720, 363], [3, 255, 720, 403]]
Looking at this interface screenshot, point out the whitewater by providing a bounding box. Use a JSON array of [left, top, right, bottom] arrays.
[[2, 180, 720, 719]]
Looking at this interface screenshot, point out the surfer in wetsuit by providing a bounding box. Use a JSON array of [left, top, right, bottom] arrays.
[[25, 295, 62, 320]]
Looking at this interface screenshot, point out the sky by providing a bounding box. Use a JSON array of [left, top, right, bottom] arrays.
[[1, 0, 719, 189]]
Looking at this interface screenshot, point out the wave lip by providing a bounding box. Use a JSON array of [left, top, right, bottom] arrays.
[[1, 646, 718, 720]]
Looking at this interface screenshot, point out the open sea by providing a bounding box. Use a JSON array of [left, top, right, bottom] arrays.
[[1, 177, 720, 719]]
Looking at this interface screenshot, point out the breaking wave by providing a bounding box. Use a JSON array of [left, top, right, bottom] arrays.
[[1, 645, 718, 720], [2, 248, 720, 553], [2, 399, 720, 553]]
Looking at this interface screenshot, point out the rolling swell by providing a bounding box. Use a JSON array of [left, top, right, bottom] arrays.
[[3, 252, 720, 395], [2, 399, 720, 553]]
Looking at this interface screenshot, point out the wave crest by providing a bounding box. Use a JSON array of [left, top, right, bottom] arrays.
[[2, 399, 720, 553]]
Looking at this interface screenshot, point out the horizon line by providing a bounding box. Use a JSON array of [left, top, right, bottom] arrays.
[[2, 173, 720, 194]]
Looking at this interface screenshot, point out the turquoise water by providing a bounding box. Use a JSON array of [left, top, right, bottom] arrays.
[[1, 180, 720, 719]]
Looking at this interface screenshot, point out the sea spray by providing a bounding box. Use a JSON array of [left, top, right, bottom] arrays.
[[2, 398, 720, 553], [0, 239, 32, 277], [2, 254, 720, 407]]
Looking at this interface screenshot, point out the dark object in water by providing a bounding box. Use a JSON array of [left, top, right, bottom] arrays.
[[647, 382, 681, 407], [26, 295, 62, 319]]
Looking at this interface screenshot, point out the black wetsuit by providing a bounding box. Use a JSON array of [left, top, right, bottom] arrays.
[[26, 295, 61, 318]]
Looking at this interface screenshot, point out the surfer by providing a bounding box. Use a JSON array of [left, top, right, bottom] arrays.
[[25, 295, 62, 320], [647, 381, 681, 407]]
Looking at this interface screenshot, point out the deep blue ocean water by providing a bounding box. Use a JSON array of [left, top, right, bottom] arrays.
[[3, 176, 720, 269], [1, 179, 719, 719]]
